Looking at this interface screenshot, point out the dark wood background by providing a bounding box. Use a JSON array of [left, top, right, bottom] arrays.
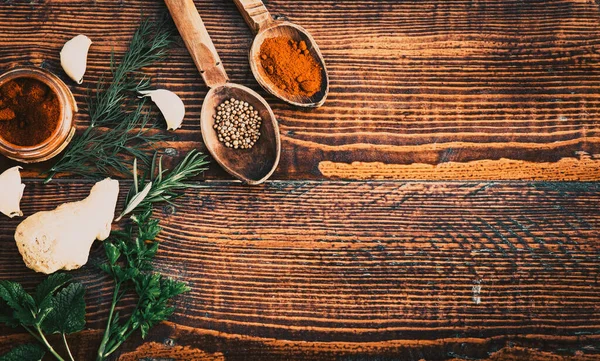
[[0, 0, 599, 360]]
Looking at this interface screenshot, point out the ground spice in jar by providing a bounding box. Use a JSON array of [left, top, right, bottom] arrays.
[[259, 36, 322, 97], [0, 77, 60, 147]]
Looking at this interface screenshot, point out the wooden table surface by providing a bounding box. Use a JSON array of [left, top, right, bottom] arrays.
[[0, 0, 599, 360]]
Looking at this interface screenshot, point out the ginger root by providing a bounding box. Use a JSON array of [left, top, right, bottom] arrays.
[[15, 178, 119, 274]]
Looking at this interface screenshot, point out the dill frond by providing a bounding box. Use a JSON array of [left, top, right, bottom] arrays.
[[44, 19, 172, 183]]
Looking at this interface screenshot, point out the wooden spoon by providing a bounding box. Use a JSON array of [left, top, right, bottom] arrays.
[[233, 0, 329, 108], [165, 0, 280, 185]]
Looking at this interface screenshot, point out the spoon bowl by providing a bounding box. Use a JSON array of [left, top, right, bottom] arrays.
[[201, 83, 280, 185], [249, 21, 329, 108], [165, 0, 281, 184], [234, 0, 329, 108]]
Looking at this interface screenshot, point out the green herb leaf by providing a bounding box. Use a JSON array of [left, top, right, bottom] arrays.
[[117, 149, 208, 220], [0, 343, 45, 361], [96, 210, 190, 360], [43, 18, 173, 183], [0, 19, 190, 361], [0, 281, 36, 326], [41, 283, 86, 335], [104, 242, 121, 266], [0, 299, 19, 328], [34, 273, 72, 305]]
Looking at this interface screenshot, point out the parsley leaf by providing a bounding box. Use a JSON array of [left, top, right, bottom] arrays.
[[96, 209, 190, 360], [0, 343, 45, 361]]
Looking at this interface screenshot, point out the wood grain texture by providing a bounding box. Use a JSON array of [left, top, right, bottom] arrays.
[[0, 180, 599, 360], [0, 0, 599, 179], [319, 152, 600, 181], [1, 0, 599, 360]]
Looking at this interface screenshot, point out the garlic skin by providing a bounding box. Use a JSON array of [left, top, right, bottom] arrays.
[[60, 35, 92, 84], [15, 178, 119, 274], [139, 89, 185, 130], [0, 166, 25, 218]]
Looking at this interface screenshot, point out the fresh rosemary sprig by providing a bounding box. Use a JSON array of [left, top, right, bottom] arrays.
[[116, 149, 209, 221], [44, 19, 172, 183]]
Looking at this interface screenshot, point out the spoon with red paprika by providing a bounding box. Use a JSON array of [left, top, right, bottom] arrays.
[[165, 0, 281, 185], [233, 0, 329, 108]]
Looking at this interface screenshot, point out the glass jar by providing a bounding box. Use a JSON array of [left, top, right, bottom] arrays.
[[0, 67, 76, 163]]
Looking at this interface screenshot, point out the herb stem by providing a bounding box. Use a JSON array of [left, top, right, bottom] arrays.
[[96, 282, 121, 361], [103, 327, 136, 357], [44, 18, 172, 182], [35, 324, 66, 361], [102, 293, 145, 358], [22, 325, 43, 343], [117, 149, 208, 220], [62, 333, 75, 361]]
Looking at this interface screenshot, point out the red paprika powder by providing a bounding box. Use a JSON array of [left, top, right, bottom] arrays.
[[259, 36, 322, 97], [0, 77, 60, 147]]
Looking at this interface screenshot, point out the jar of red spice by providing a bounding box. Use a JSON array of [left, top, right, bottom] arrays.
[[0, 67, 76, 163]]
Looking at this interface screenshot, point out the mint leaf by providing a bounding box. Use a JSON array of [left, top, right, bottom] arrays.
[[0, 281, 36, 326], [0, 299, 19, 328], [41, 282, 86, 335], [0, 343, 45, 361], [34, 273, 72, 305]]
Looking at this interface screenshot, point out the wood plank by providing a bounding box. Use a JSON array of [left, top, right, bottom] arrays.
[[1, 0, 600, 180], [0, 180, 598, 359]]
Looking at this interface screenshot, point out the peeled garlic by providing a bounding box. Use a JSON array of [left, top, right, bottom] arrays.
[[139, 89, 185, 130], [0, 166, 25, 218], [60, 34, 92, 84]]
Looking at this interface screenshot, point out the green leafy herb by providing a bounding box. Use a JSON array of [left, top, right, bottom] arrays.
[[0, 210, 189, 361], [0, 343, 45, 361], [96, 209, 190, 361], [0, 19, 194, 361], [0, 212, 188, 361], [116, 149, 209, 221], [42, 283, 86, 335], [0, 275, 85, 361], [0, 281, 37, 326], [34, 273, 72, 305], [44, 19, 172, 183]]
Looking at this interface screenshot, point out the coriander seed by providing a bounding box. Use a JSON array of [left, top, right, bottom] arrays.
[[214, 97, 261, 149]]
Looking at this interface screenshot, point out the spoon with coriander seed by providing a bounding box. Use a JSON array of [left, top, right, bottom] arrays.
[[233, 0, 329, 108], [165, 0, 280, 185]]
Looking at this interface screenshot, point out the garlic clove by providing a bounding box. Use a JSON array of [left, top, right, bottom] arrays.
[[114, 181, 152, 222], [60, 34, 92, 84], [139, 89, 185, 130], [0, 166, 25, 218]]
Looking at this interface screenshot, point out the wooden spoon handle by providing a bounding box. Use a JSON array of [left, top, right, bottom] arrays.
[[165, 0, 229, 88], [233, 0, 273, 34]]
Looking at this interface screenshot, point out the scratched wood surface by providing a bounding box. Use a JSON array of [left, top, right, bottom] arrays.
[[1, 0, 600, 180], [0, 181, 599, 360], [0, 0, 600, 360]]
